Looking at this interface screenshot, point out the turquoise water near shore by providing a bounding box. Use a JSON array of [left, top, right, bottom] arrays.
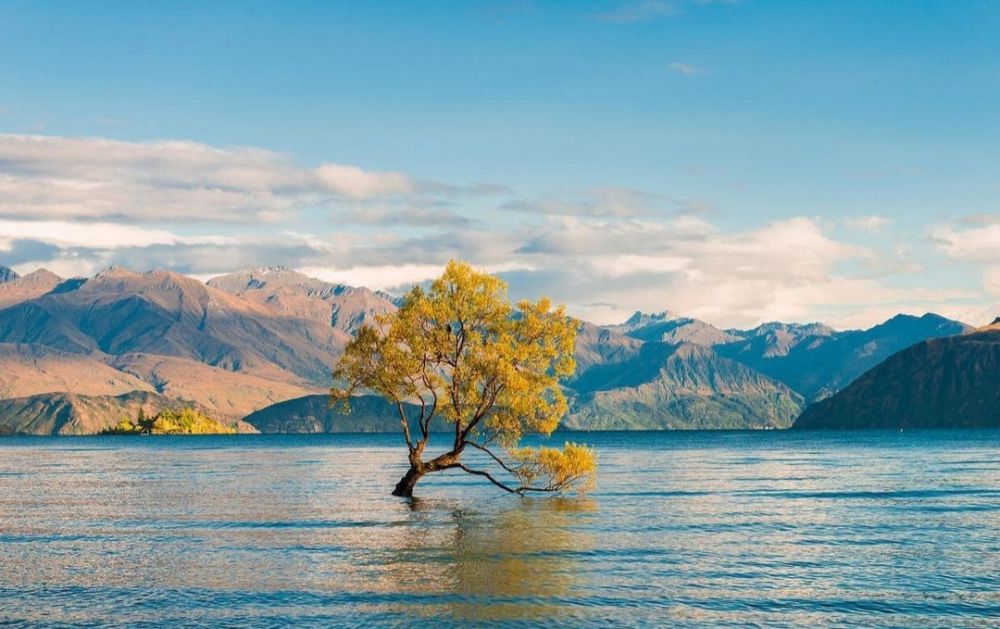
[[2, 431, 1000, 627]]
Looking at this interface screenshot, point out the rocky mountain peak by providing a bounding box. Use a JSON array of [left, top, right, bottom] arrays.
[[0, 266, 19, 283], [618, 310, 674, 331], [94, 265, 139, 279]]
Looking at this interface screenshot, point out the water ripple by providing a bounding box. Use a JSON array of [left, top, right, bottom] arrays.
[[2, 430, 999, 627]]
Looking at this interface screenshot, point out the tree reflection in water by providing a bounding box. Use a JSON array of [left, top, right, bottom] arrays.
[[375, 496, 597, 623]]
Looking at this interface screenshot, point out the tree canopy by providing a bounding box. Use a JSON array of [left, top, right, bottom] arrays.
[[102, 407, 237, 435], [332, 260, 596, 497]]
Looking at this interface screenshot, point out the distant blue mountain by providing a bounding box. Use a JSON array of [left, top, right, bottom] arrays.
[[795, 320, 1000, 429]]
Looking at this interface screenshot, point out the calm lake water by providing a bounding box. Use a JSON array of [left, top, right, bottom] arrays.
[[2, 431, 1000, 627]]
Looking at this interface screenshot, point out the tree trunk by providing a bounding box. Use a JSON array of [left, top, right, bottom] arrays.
[[392, 465, 425, 497]]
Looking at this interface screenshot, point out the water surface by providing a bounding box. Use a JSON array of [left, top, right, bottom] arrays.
[[2, 431, 1000, 627]]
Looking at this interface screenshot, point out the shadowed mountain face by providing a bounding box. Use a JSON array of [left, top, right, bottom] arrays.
[[601, 310, 970, 404], [566, 342, 804, 430], [0, 266, 17, 283], [718, 313, 972, 401], [607, 311, 675, 334], [571, 321, 644, 377], [244, 394, 447, 433], [625, 317, 741, 346], [0, 390, 255, 435], [794, 324, 1000, 429]]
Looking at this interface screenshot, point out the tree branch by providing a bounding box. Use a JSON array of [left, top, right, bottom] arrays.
[[446, 462, 566, 496], [447, 463, 517, 494], [461, 382, 503, 441], [466, 440, 519, 476], [394, 400, 415, 453]]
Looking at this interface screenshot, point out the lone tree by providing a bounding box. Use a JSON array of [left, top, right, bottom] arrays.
[[136, 408, 155, 435], [332, 260, 596, 497]]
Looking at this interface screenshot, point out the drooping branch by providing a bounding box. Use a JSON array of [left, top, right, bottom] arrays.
[[466, 440, 519, 476], [446, 463, 575, 496], [449, 463, 516, 493]]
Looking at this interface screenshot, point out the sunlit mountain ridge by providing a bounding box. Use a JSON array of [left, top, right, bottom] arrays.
[[0, 264, 980, 434]]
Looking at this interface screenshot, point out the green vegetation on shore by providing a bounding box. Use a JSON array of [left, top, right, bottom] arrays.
[[102, 408, 237, 435]]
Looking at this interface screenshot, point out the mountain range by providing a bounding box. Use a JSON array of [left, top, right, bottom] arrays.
[[795, 319, 1000, 429], [0, 263, 982, 434]]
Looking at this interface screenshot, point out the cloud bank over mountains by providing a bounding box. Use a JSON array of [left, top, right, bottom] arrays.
[[0, 133, 995, 329]]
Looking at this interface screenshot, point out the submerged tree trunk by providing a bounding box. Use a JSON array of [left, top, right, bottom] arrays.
[[392, 465, 425, 497]]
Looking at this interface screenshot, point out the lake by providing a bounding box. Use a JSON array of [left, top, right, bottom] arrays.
[[2, 431, 1000, 627]]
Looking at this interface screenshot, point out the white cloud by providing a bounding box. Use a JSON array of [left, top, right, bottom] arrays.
[[930, 221, 1000, 303], [931, 223, 1000, 262], [498, 216, 969, 328], [982, 267, 1000, 298], [296, 261, 534, 292], [0, 132, 983, 330], [313, 164, 412, 200], [0, 219, 226, 249], [0, 134, 470, 223], [297, 264, 444, 291], [1, 210, 978, 329], [844, 215, 894, 232]]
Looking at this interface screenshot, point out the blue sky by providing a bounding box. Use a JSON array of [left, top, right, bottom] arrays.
[[0, 0, 998, 327]]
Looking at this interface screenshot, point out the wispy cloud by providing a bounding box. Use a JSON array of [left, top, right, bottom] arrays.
[[668, 61, 705, 76], [0, 209, 975, 328], [594, 0, 678, 23], [595, 0, 736, 23], [844, 215, 894, 232], [501, 187, 662, 218], [0, 130, 985, 329], [501, 187, 717, 218], [0, 134, 501, 224], [339, 206, 476, 228], [929, 220, 1000, 304], [957, 213, 1000, 226]]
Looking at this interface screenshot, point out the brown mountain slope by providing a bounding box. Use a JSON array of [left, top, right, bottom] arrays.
[[0, 343, 153, 397], [794, 326, 1000, 429], [0, 267, 349, 386], [0, 390, 257, 435], [571, 321, 644, 376], [207, 266, 396, 334], [105, 353, 319, 419], [0, 269, 62, 309]]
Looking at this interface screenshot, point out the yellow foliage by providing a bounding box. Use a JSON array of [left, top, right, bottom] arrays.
[[333, 260, 578, 444], [332, 260, 595, 496], [510, 443, 598, 494], [151, 408, 237, 435], [101, 407, 235, 435], [111, 417, 139, 433]]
